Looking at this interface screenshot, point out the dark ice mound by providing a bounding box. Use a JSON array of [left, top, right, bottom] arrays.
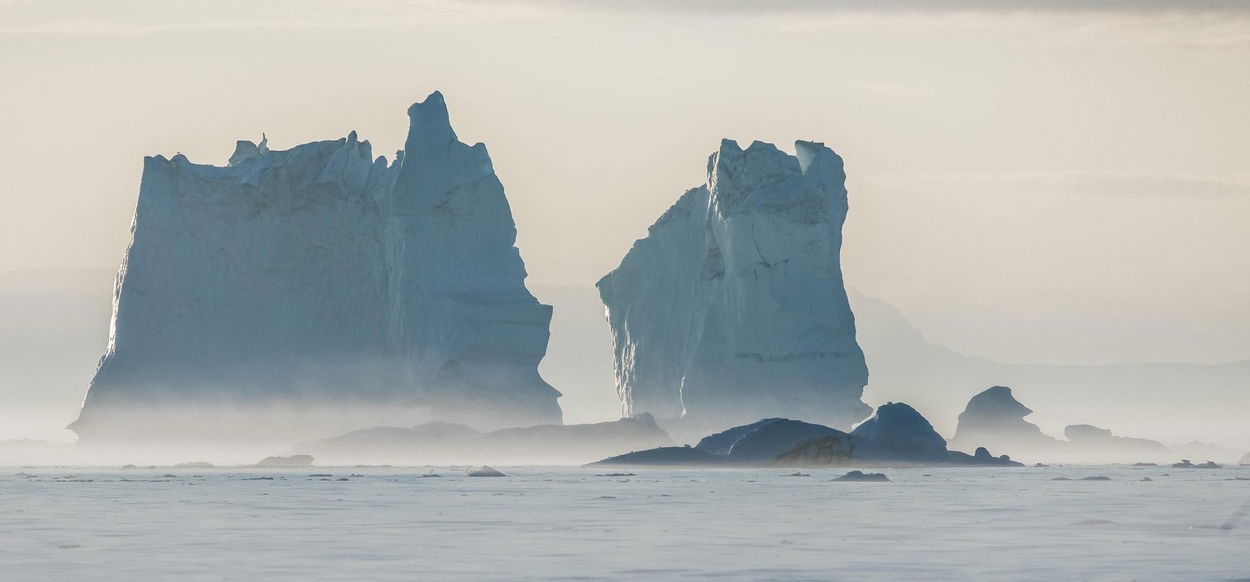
[[774, 434, 856, 466], [695, 418, 847, 463], [850, 402, 948, 462], [595, 403, 1023, 467]]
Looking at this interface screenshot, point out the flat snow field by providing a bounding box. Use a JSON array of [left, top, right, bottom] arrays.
[[3, 466, 1248, 581]]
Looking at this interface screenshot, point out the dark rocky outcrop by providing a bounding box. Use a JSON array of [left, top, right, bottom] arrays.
[[774, 434, 856, 466], [832, 470, 889, 482], [943, 446, 1019, 466], [695, 418, 848, 463]]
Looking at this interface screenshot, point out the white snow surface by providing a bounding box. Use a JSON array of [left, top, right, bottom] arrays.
[[598, 139, 869, 430], [74, 92, 560, 439], [3, 465, 1248, 581]]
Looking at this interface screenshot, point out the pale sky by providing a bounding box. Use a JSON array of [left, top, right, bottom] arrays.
[[3, 0, 1249, 367]]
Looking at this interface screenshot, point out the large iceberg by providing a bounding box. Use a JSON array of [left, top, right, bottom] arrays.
[[597, 139, 870, 431], [72, 92, 561, 441]]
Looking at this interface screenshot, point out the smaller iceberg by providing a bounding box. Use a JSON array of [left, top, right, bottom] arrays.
[[951, 386, 1059, 453], [592, 402, 1021, 467]]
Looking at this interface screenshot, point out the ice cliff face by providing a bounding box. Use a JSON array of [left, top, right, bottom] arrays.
[[597, 139, 870, 430], [73, 92, 560, 440]]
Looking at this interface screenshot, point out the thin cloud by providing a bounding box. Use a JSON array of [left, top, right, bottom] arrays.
[[862, 172, 1250, 199], [0, 0, 531, 35], [5, 0, 1250, 37], [464, 0, 1250, 14]]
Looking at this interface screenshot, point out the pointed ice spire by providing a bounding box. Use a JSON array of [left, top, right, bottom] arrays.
[[394, 91, 496, 210], [405, 91, 456, 151]]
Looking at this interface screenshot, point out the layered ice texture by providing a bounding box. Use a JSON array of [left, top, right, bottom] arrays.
[[72, 92, 561, 441], [598, 139, 870, 430]]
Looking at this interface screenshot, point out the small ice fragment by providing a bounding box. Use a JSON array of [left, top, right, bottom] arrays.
[[832, 470, 889, 482], [467, 466, 506, 477]]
